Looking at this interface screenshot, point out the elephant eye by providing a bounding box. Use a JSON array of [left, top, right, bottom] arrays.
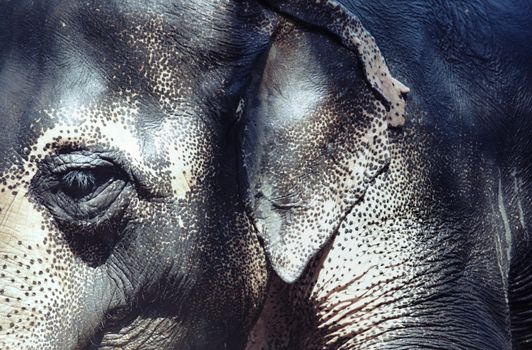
[[58, 168, 119, 200], [32, 153, 134, 223]]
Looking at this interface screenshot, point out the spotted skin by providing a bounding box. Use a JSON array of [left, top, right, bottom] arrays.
[[1, 0, 531, 349], [243, 19, 418, 350], [262, 0, 410, 127], [0, 1, 275, 348], [247, 1, 532, 349], [0, 0, 407, 345], [241, 10, 409, 285]]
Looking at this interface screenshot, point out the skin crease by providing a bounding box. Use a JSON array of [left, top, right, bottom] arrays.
[[0, 1, 531, 350]]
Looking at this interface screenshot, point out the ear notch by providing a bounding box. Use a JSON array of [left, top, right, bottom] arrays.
[[263, 0, 410, 126]]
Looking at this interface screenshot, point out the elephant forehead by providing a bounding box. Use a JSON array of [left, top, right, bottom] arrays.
[[0, 0, 272, 169], [0, 4, 236, 199]]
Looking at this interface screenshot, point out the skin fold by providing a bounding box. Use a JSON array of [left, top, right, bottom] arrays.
[[0, 0, 531, 349]]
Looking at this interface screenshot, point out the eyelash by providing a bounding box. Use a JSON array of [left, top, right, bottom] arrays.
[[61, 170, 97, 192]]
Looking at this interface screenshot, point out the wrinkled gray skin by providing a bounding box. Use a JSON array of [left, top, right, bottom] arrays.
[[0, 0, 531, 350], [246, 1, 532, 349], [0, 1, 274, 349]]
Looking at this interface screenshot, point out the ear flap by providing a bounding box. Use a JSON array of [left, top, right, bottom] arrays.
[[240, 3, 409, 283]]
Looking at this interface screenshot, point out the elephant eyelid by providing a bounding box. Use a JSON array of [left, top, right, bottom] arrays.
[[43, 151, 163, 202], [45, 151, 139, 182], [50, 160, 114, 175], [47, 152, 121, 174], [55, 167, 127, 200], [31, 151, 136, 219]]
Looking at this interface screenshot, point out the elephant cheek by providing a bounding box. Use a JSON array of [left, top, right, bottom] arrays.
[[0, 189, 105, 348]]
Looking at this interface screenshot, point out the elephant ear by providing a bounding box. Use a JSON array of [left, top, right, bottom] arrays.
[[240, 2, 409, 283]]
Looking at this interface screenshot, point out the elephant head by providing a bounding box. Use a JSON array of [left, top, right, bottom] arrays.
[[0, 0, 407, 348]]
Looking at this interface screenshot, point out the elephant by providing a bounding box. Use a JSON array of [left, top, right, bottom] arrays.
[[243, 1, 532, 349], [0, 0, 530, 350]]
